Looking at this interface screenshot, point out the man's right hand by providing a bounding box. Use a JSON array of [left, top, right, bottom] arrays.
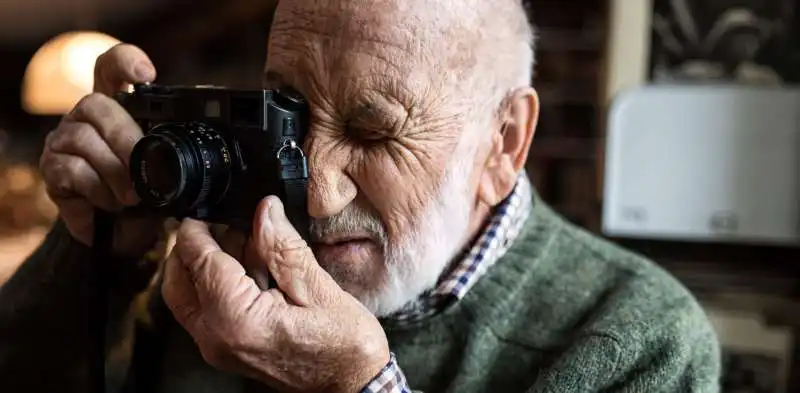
[[39, 43, 163, 258]]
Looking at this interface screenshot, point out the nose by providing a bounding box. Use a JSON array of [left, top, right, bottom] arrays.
[[304, 134, 357, 219]]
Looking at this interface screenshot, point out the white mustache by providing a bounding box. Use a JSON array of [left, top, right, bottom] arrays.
[[309, 202, 388, 246]]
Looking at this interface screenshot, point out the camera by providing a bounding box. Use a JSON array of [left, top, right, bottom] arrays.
[[115, 83, 310, 234]]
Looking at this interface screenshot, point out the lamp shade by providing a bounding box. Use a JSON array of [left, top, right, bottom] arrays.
[[21, 31, 121, 115]]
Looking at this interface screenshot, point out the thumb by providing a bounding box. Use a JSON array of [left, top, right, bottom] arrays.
[[250, 196, 341, 307], [93, 43, 156, 95]]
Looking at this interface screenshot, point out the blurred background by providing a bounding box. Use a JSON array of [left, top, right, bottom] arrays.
[[0, 0, 799, 391]]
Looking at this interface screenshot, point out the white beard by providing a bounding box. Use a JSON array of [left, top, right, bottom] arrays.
[[360, 152, 475, 317]]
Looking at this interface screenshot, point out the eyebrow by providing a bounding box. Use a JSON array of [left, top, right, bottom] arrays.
[[263, 71, 397, 130]]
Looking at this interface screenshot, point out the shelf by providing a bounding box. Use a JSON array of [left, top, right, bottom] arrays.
[[537, 28, 607, 52], [610, 237, 800, 266], [522, 0, 609, 238], [529, 137, 600, 160], [535, 83, 599, 105]]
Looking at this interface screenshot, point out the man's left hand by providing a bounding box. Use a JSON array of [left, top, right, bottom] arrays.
[[161, 196, 391, 393]]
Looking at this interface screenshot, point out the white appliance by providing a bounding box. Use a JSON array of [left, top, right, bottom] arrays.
[[602, 85, 800, 246]]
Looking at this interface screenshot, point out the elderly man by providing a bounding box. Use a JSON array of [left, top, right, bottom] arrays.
[[0, 0, 721, 392]]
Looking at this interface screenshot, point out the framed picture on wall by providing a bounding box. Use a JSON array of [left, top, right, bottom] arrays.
[[649, 0, 800, 85]]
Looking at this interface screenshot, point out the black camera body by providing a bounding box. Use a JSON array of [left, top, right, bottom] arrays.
[[116, 83, 310, 233]]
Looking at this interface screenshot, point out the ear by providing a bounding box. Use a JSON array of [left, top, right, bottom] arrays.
[[477, 87, 539, 207]]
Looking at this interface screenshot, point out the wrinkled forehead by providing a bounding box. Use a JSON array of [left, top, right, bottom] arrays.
[[271, 0, 427, 45], [265, 0, 475, 99]]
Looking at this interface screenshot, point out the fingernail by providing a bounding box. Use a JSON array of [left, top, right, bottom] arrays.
[[133, 61, 155, 81], [258, 202, 274, 237], [266, 196, 285, 222]]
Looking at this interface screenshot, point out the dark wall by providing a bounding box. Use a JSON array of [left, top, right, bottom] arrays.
[[0, 0, 276, 165]]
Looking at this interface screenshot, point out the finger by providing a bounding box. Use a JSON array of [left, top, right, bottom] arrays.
[[68, 92, 143, 171], [251, 196, 340, 307], [214, 225, 271, 290], [161, 249, 203, 335], [51, 197, 95, 246], [216, 226, 248, 263], [40, 149, 120, 212], [93, 43, 156, 95], [241, 237, 272, 291], [174, 219, 262, 316], [46, 118, 136, 206]]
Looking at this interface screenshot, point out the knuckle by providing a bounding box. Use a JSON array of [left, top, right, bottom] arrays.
[[219, 324, 248, 351], [94, 44, 118, 71], [96, 43, 148, 74], [75, 94, 130, 134], [45, 129, 67, 151], [171, 301, 201, 326], [95, 43, 129, 69], [40, 135, 56, 161], [108, 43, 137, 58], [44, 127, 68, 151], [357, 340, 387, 367], [51, 123, 96, 153], [75, 123, 99, 144], [214, 322, 257, 366], [277, 238, 312, 270], [43, 127, 59, 147], [176, 220, 203, 255], [59, 156, 84, 181], [199, 340, 230, 369], [44, 157, 79, 195], [198, 344, 220, 367], [274, 314, 296, 338], [275, 235, 308, 254], [76, 92, 104, 109], [38, 150, 49, 172], [72, 93, 107, 121]]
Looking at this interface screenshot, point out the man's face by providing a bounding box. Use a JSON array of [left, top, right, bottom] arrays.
[[264, 1, 488, 316]]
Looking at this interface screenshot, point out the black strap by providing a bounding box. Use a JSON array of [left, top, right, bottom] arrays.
[[121, 283, 173, 393], [265, 177, 309, 290], [283, 177, 310, 241], [91, 209, 115, 393]]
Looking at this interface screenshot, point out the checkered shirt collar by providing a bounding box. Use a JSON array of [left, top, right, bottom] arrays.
[[384, 172, 533, 325]]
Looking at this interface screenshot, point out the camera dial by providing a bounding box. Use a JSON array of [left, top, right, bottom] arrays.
[[130, 122, 232, 214]]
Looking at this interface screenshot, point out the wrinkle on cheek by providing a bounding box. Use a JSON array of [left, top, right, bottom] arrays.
[[398, 141, 450, 217], [353, 136, 451, 240], [306, 130, 356, 210]]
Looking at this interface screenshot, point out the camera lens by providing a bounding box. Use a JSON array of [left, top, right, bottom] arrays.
[[141, 141, 182, 200], [130, 122, 231, 213]]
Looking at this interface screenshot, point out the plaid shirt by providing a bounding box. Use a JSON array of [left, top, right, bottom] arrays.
[[362, 173, 533, 393]]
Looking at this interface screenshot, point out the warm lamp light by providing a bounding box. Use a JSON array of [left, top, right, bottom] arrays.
[[21, 31, 121, 115]]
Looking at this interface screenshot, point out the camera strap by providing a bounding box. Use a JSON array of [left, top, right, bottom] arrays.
[[283, 178, 310, 239], [91, 209, 115, 393], [277, 139, 311, 241]]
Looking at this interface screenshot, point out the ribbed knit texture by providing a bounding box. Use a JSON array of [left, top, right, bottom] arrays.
[[377, 199, 721, 392]]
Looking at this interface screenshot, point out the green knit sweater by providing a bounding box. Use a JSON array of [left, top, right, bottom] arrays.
[[0, 198, 721, 392], [381, 201, 721, 392]]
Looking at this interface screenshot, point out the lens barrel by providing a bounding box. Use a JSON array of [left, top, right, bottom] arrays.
[[130, 122, 232, 214]]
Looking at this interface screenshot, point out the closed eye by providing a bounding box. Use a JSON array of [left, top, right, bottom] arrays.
[[344, 125, 390, 143]]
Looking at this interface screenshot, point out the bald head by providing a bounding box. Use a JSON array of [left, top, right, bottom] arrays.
[[267, 0, 535, 121]]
